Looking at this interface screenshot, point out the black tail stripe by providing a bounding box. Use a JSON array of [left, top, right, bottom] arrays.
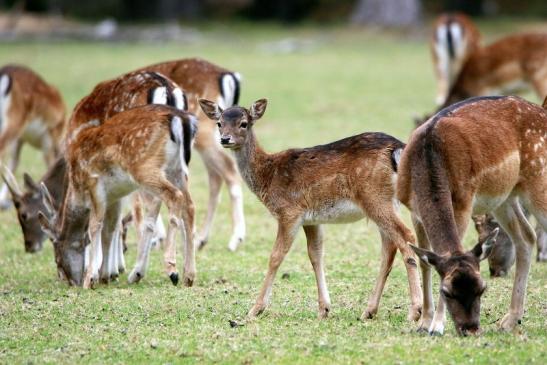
[[182, 117, 192, 165], [231, 73, 240, 105], [446, 19, 455, 59]]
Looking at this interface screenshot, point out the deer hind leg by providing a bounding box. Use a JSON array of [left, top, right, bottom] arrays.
[[304, 225, 331, 319], [0, 139, 22, 209], [197, 145, 245, 251], [362, 202, 422, 322], [248, 217, 299, 318], [412, 214, 435, 332], [493, 198, 537, 331], [99, 201, 121, 283], [127, 193, 162, 284]]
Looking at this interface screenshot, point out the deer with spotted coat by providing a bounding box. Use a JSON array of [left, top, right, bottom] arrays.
[[198, 98, 422, 321], [39, 105, 197, 288], [0, 64, 66, 209], [398, 95, 547, 336], [30, 70, 192, 285], [134, 58, 245, 252]]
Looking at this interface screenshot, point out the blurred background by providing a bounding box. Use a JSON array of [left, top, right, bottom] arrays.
[[0, 0, 545, 42]]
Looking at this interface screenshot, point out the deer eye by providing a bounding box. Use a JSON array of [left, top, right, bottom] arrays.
[[21, 213, 28, 221], [216, 122, 221, 128], [240, 122, 248, 129]]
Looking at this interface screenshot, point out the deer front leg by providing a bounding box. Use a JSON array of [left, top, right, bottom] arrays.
[[304, 225, 331, 319], [248, 218, 299, 318], [179, 189, 196, 287], [428, 293, 446, 335], [412, 215, 435, 332], [84, 207, 105, 289], [99, 202, 121, 283]]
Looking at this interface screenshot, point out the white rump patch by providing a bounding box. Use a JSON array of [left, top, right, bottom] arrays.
[[152, 87, 168, 105], [220, 74, 237, 109], [0, 74, 10, 95], [172, 88, 186, 110]]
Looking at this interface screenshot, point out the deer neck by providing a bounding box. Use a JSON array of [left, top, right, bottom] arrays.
[[233, 130, 270, 197]]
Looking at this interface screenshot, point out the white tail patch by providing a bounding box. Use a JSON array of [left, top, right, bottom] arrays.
[[169, 115, 188, 176], [0, 74, 11, 132], [219, 73, 241, 109], [172, 88, 186, 110], [0, 74, 10, 96], [152, 87, 168, 105]]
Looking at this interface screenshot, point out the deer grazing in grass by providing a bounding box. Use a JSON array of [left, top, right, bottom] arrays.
[[430, 14, 547, 109], [198, 98, 422, 321], [0, 64, 66, 209], [472, 214, 515, 277], [134, 58, 245, 252], [5, 70, 188, 284], [398, 95, 547, 336], [39, 105, 197, 288], [431, 13, 480, 106]]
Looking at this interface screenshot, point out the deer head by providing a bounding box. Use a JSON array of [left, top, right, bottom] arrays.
[[38, 183, 89, 286], [410, 228, 498, 336], [0, 165, 46, 252], [199, 98, 267, 149]]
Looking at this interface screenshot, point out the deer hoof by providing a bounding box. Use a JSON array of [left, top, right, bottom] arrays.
[[247, 304, 266, 318], [127, 270, 143, 284], [169, 272, 179, 286]]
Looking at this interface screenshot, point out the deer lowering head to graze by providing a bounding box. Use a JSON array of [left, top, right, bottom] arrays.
[[134, 58, 245, 252], [431, 13, 480, 106], [0, 64, 66, 209], [398, 95, 547, 336], [199, 98, 422, 321], [1, 157, 67, 252], [39, 105, 197, 288], [472, 214, 515, 277]]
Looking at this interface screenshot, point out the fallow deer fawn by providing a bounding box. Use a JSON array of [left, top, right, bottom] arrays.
[[430, 14, 547, 108], [39, 105, 197, 288], [68, 70, 188, 284], [135, 58, 245, 251], [199, 98, 422, 321], [431, 13, 480, 106], [0, 64, 66, 209], [398, 95, 547, 335]]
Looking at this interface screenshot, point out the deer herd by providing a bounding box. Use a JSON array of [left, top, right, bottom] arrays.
[[1, 14, 546, 337]]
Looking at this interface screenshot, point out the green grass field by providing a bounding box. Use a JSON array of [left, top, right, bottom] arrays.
[[0, 20, 546, 364]]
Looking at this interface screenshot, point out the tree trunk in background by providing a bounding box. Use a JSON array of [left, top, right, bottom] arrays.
[[350, 0, 422, 27]]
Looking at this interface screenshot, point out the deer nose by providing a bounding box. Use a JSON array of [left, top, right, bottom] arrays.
[[220, 136, 232, 145], [460, 323, 481, 336]]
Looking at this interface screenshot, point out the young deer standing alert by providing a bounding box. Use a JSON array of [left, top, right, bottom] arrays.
[[199, 99, 422, 321], [39, 105, 197, 288], [0, 64, 66, 208], [431, 13, 480, 106], [398, 95, 547, 336], [135, 58, 245, 251]]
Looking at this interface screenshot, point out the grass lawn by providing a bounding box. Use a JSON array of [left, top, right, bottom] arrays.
[[0, 20, 546, 364]]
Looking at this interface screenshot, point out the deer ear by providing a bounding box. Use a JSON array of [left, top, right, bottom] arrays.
[[250, 99, 267, 121], [409, 244, 443, 268], [0, 163, 22, 199], [40, 182, 55, 216], [23, 173, 39, 192], [198, 99, 222, 120], [471, 227, 499, 261], [38, 211, 57, 241]]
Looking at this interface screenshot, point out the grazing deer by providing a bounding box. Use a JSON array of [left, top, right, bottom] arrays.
[[38, 105, 197, 288], [0, 64, 66, 209], [134, 58, 245, 251], [68, 70, 187, 284], [198, 98, 422, 321], [397, 95, 547, 336], [431, 13, 480, 106], [472, 214, 515, 277], [0, 157, 67, 253]]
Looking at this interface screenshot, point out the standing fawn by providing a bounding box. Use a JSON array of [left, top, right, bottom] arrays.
[[0, 64, 66, 208], [431, 13, 480, 106], [198, 99, 422, 321], [398, 95, 547, 336], [134, 58, 245, 251], [39, 105, 197, 288]]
